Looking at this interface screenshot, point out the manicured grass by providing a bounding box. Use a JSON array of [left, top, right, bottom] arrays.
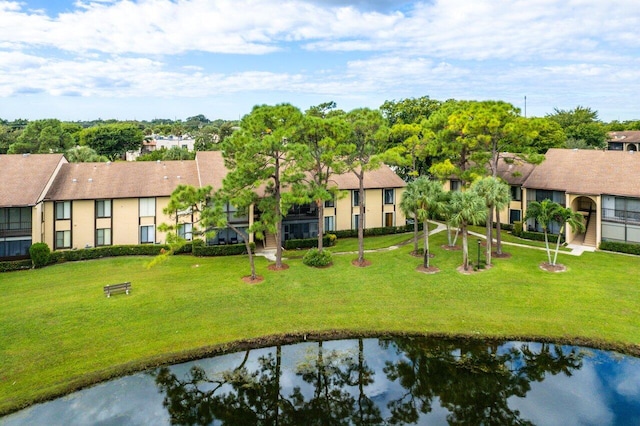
[[1, 232, 639, 416]]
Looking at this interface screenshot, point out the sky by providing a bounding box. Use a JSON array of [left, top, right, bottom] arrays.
[[1, 0, 639, 122]]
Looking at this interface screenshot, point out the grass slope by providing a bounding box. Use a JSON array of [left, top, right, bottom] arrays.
[[1, 231, 639, 415]]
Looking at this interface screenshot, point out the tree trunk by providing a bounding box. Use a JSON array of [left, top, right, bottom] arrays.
[[462, 224, 469, 271], [413, 213, 419, 254], [317, 200, 324, 252], [229, 224, 256, 280], [486, 205, 493, 266], [423, 219, 429, 268], [274, 157, 283, 268], [552, 224, 565, 266], [543, 229, 552, 264], [496, 208, 503, 255], [357, 171, 365, 264]]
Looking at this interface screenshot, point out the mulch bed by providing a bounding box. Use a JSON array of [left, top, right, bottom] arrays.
[[492, 251, 512, 259], [267, 263, 290, 271], [416, 265, 440, 274], [352, 259, 372, 267], [242, 275, 265, 284], [456, 264, 493, 275], [539, 262, 567, 272], [441, 245, 462, 251], [410, 251, 435, 258]]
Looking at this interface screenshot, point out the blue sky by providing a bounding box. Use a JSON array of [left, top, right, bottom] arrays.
[[1, 0, 639, 122]]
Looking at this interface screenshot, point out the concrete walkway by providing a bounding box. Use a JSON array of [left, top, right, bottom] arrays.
[[255, 220, 596, 260]]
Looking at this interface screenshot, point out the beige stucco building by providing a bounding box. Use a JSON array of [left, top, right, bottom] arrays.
[[1, 152, 406, 259]]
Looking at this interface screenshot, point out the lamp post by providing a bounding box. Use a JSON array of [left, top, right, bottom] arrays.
[[477, 239, 481, 269]]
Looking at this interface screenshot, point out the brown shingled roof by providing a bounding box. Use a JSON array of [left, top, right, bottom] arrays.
[[608, 131, 640, 143], [0, 154, 66, 207], [45, 160, 199, 201], [195, 151, 228, 189], [495, 154, 537, 186], [328, 165, 406, 190], [523, 148, 640, 197]]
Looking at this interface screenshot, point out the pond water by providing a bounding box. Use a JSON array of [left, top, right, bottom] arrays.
[[2, 337, 640, 425]]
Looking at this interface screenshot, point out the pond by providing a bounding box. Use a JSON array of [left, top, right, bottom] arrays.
[[2, 337, 640, 425]]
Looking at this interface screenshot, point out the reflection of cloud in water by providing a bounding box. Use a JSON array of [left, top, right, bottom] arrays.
[[2, 374, 168, 426], [509, 360, 614, 426], [615, 360, 640, 399]]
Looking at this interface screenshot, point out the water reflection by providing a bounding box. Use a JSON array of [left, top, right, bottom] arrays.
[[3, 337, 640, 426], [151, 338, 585, 425]]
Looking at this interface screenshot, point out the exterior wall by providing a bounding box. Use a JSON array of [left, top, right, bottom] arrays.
[[71, 200, 95, 249], [113, 199, 140, 245], [326, 187, 405, 232], [567, 194, 600, 245]]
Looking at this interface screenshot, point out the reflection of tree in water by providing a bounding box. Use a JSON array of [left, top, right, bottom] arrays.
[[382, 338, 584, 425], [151, 337, 584, 425]]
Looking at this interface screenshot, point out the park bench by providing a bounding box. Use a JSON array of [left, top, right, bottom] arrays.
[[104, 282, 131, 297]]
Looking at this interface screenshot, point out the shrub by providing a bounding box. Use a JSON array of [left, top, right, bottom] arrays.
[[600, 241, 640, 255], [194, 242, 255, 257], [514, 230, 564, 244], [512, 221, 523, 236], [284, 236, 333, 250], [326, 233, 337, 246], [0, 259, 32, 273], [303, 248, 332, 267], [29, 243, 51, 268]]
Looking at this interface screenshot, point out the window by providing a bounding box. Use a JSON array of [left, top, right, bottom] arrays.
[[139, 198, 156, 217], [55, 230, 71, 249], [96, 200, 111, 218], [352, 190, 360, 207], [178, 223, 193, 241], [450, 180, 461, 191], [1, 207, 31, 233], [352, 214, 360, 230], [324, 216, 335, 232], [509, 209, 521, 224], [510, 186, 521, 201], [324, 198, 335, 208], [96, 228, 111, 246], [384, 189, 395, 205], [140, 225, 155, 244], [55, 201, 71, 220]]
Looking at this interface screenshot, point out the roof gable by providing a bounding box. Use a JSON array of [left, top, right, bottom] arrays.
[[0, 154, 66, 207]]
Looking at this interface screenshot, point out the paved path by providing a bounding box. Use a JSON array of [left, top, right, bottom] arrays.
[[255, 220, 596, 260]]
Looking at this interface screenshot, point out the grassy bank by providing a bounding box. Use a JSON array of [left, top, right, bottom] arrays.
[[1, 231, 639, 415]]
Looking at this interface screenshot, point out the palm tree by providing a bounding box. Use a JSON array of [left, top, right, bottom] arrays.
[[524, 199, 562, 265], [449, 190, 487, 271], [400, 180, 421, 255], [414, 177, 445, 268], [470, 177, 511, 266], [400, 177, 445, 267], [551, 207, 585, 266]]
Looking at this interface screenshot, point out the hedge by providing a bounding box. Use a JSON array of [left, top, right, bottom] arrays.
[[332, 223, 421, 239], [600, 241, 640, 256], [284, 235, 334, 250], [48, 244, 169, 264], [193, 242, 255, 257], [514, 230, 564, 244], [0, 259, 32, 273]]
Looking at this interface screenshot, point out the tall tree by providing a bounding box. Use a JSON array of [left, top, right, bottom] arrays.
[[8, 119, 74, 154], [551, 207, 585, 266], [524, 199, 562, 265], [65, 146, 108, 162], [546, 106, 607, 148], [342, 108, 389, 266], [79, 123, 144, 160], [222, 103, 306, 269], [300, 102, 350, 252], [380, 96, 441, 127], [448, 190, 487, 271], [402, 177, 444, 267], [470, 177, 511, 265]]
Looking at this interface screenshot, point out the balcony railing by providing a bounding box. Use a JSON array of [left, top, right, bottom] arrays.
[[0, 226, 32, 238], [602, 208, 640, 224]]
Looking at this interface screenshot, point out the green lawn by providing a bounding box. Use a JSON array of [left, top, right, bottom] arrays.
[[1, 231, 639, 416]]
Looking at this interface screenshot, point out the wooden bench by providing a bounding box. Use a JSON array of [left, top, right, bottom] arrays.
[[104, 282, 131, 297]]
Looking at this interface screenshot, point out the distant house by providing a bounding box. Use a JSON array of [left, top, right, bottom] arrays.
[[0, 152, 406, 258], [607, 131, 640, 151], [0, 154, 66, 259]]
